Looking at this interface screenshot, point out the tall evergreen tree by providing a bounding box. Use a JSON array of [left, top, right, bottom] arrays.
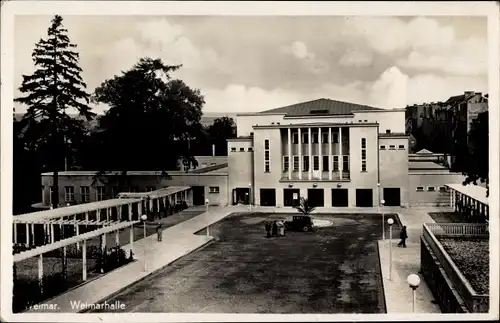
[[462, 111, 489, 196], [15, 15, 95, 208]]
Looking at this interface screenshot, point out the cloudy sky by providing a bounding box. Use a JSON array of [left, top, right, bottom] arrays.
[[14, 15, 488, 114]]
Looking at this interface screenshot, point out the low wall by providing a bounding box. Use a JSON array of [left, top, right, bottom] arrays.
[[421, 223, 489, 313]]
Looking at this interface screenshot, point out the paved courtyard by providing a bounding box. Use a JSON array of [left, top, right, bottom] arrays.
[[91, 212, 401, 313]]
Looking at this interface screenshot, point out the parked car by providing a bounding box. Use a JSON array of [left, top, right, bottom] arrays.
[[284, 215, 314, 232]]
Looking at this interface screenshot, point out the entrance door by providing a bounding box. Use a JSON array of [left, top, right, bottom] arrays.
[[260, 189, 276, 206], [283, 189, 300, 207], [192, 186, 205, 206], [307, 189, 325, 207], [331, 188, 349, 207], [383, 188, 401, 206], [356, 189, 373, 207], [233, 188, 250, 205]]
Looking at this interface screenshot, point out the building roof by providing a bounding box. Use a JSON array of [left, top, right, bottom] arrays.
[[446, 183, 488, 205], [416, 148, 434, 154], [409, 161, 447, 170], [259, 98, 384, 116]]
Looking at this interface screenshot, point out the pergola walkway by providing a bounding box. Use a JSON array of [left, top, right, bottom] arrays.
[[12, 186, 192, 294], [446, 183, 489, 223]]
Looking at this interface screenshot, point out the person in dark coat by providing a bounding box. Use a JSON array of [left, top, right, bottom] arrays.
[[272, 220, 278, 237], [398, 225, 408, 247], [265, 221, 271, 238]]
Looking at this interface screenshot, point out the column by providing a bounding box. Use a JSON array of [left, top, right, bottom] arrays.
[[82, 239, 87, 281], [102, 232, 107, 253], [62, 246, 67, 281], [97, 209, 101, 222], [328, 127, 333, 180], [128, 203, 132, 221], [117, 205, 122, 221], [50, 222, 55, 244], [31, 223, 35, 246], [115, 230, 120, 246], [339, 127, 343, 180], [298, 128, 302, 180], [106, 208, 110, 222], [38, 254, 44, 295], [308, 127, 312, 180], [26, 223, 30, 247], [287, 127, 292, 180], [13, 223, 18, 244], [137, 201, 142, 217], [75, 221, 79, 250], [318, 127, 322, 180]]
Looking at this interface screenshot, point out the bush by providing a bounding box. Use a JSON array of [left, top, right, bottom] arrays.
[[13, 273, 70, 313], [13, 243, 29, 254]]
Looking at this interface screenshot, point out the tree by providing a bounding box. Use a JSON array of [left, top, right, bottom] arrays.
[[207, 116, 236, 155], [15, 15, 94, 208], [462, 111, 488, 196], [90, 57, 205, 186], [295, 197, 316, 216]]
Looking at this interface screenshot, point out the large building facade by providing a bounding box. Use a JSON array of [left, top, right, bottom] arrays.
[[35, 98, 469, 210], [228, 98, 410, 208]]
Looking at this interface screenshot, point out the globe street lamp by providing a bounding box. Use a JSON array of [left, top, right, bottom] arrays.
[[387, 218, 394, 281], [205, 198, 210, 236], [140, 214, 148, 271], [380, 199, 386, 240], [407, 273, 421, 313]]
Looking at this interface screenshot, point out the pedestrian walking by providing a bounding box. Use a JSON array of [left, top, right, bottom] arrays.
[[278, 221, 285, 236], [272, 220, 278, 237], [398, 225, 408, 247], [156, 223, 163, 242], [265, 221, 271, 238]]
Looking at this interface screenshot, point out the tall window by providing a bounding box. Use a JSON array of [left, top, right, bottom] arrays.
[[303, 156, 309, 171], [96, 187, 105, 201], [322, 156, 329, 171], [80, 186, 90, 203], [292, 133, 299, 144], [333, 156, 339, 171], [293, 156, 300, 171], [264, 140, 270, 172], [302, 133, 309, 144], [283, 156, 289, 171], [312, 133, 319, 144], [361, 138, 367, 172], [333, 132, 339, 143], [342, 155, 350, 171], [65, 186, 75, 203], [313, 156, 320, 170], [321, 133, 329, 144]]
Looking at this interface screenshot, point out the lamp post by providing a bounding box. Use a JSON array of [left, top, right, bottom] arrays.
[[387, 218, 394, 281], [140, 214, 148, 271], [380, 199, 385, 240], [205, 198, 210, 236], [407, 274, 421, 313], [248, 183, 252, 211]]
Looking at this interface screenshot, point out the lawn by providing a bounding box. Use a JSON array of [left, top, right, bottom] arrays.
[[428, 211, 470, 223], [438, 237, 489, 295], [91, 212, 401, 314]]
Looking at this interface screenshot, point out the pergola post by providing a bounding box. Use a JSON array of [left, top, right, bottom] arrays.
[[106, 208, 110, 222], [50, 222, 55, 244], [26, 223, 30, 247], [75, 222, 80, 250], [97, 208, 101, 222], [38, 254, 44, 295], [31, 223, 35, 246], [13, 223, 17, 244], [129, 226, 134, 258], [449, 188, 453, 208], [117, 205, 122, 221], [137, 201, 142, 218], [82, 239, 87, 281], [115, 230, 120, 246], [62, 245, 67, 282], [102, 232, 107, 252], [128, 203, 132, 221]]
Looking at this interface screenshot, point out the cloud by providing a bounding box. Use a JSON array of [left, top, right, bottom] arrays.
[[283, 41, 329, 75], [339, 48, 373, 67], [199, 66, 487, 113], [290, 41, 315, 60], [342, 16, 487, 76]]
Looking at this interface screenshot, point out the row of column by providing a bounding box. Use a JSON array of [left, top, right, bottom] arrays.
[[14, 190, 190, 247], [287, 127, 343, 180]]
